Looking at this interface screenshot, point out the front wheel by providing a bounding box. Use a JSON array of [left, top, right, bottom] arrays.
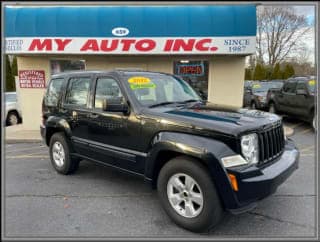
[[250, 102, 256, 110], [269, 103, 277, 114], [312, 113, 316, 131], [157, 156, 224, 232]]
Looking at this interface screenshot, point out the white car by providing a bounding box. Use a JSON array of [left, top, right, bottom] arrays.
[[5, 92, 22, 126]]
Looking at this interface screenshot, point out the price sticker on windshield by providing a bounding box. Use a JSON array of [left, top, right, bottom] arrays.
[[309, 79, 315, 86], [252, 84, 261, 88], [128, 76, 156, 89]]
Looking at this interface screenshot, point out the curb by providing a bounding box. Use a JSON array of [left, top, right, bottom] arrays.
[[5, 139, 42, 144]]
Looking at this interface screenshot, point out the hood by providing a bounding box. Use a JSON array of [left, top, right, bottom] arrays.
[[253, 91, 267, 97], [141, 101, 281, 136]]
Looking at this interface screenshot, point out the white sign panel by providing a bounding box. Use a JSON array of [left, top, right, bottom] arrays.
[[5, 36, 256, 55]]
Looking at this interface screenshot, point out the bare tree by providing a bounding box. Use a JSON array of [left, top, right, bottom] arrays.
[[256, 6, 311, 66]]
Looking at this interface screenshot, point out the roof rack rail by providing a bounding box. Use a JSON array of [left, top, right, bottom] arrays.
[[114, 68, 144, 71]]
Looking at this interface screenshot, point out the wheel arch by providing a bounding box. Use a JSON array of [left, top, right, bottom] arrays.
[[45, 117, 72, 146]]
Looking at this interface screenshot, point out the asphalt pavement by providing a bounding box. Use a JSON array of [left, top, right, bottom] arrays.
[[3, 118, 317, 239]]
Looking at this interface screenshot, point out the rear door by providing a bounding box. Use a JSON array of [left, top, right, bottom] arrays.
[[61, 75, 93, 155]]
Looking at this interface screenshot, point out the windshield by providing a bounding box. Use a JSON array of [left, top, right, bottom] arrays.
[[252, 82, 283, 92], [125, 73, 201, 107], [5, 93, 17, 103], [307, 79, 316, 93]]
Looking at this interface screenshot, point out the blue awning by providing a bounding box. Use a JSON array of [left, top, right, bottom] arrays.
[[5, 5, 256, 37]]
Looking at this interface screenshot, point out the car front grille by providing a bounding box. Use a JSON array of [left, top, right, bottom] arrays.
[[258, 120, 285, 165]]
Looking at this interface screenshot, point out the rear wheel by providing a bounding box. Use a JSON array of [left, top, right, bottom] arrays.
[[6, 111, 19, 126], [49, 132, 80, 175], [157, 156, 224, 232]]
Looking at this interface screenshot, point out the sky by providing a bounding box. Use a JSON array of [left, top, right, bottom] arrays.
[[247, 5, 316, 66], [292, 6, 315, 64]]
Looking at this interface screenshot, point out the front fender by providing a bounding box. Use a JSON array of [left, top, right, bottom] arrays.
[[145, 132, 240, 209]]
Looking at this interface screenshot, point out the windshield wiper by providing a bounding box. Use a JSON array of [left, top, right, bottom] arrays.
[[148, 101, 179, 108], [177, 99, 201, 104]]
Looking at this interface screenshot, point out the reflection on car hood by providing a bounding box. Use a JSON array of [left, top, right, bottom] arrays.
[[253, 91, 267, 97], [142, 101, 281, 136]]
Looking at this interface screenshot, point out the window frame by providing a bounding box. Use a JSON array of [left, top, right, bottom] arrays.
[[45, 77, 66, 107], [62, 75, 93, 109], [282, 80, 297, 94], [92, 76, 125, 111], [91, 75, 129, 113]]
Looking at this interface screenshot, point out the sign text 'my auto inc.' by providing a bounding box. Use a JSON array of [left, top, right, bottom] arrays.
[[5, 37, 255, 55]]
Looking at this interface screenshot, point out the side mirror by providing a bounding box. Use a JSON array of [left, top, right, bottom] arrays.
[[296, 89, 308, 96], [102, 97, 129, 113], [245, 89, 252, 94]]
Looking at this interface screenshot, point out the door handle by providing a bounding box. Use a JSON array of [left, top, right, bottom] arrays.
[[89, 113, 99, 119]]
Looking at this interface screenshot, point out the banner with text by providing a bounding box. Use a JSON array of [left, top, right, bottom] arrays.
[[6, 37, 255, 55]]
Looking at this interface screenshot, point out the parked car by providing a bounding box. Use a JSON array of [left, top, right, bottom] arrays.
[[41, 70, 299, 232], [5, 92, 22, 126], [243, 80, 284, 110], [267, 76, 316, 130]]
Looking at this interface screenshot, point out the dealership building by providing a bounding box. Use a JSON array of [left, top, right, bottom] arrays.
[[5, 4, 257, 130]]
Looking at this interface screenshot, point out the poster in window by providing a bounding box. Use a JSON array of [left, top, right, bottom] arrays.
[[19, 70, 46, 88]]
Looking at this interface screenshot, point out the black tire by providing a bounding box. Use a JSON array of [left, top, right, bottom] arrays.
[[6, 111, 19, 126], [49, 132, 80, 175], [157, 156, 224, 233], [269, 102, 277, 114], [311, 111, 316, 131], [250, 101, 256, 109]]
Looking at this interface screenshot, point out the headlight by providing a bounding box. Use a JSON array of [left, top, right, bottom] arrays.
[[283, 127, 287, 141], [241, 133, 259, 164], [258, 96, 266, 102]]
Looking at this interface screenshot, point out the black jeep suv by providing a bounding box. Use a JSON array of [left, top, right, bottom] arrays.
[[41, 70, 299, 232]]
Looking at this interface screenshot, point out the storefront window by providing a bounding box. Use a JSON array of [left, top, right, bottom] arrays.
[[173, 60, 209, 100], [50, 59, 86, 75]]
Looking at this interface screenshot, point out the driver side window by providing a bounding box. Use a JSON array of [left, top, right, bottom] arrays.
[[94, 77, 123, 109]]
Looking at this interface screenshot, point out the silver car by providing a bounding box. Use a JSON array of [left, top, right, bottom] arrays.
[[5, 92, 22, 126]]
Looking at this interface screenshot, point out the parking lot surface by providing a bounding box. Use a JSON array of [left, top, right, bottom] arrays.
[[3, 118, 317, 238]]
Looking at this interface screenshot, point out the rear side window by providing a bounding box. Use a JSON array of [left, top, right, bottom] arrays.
[[282, 81, 297, 94], [45, 78, 64, 106], [65, 77, 91, 107]]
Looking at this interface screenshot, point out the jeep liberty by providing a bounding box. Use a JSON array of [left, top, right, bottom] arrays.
[[41, 70, 299, 232]]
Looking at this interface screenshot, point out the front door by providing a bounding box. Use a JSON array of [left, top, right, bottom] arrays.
[[277, 80, 297, 114], [86, 76, 144, 174]]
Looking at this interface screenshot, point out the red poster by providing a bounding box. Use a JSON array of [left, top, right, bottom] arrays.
[[19, 70, 45, 88]]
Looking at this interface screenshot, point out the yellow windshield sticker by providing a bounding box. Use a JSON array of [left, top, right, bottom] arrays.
[[309, 79, 315, 86], [128, 77, 151, 84], [128, 76, 156, 90], [253, 84, 261, 88]]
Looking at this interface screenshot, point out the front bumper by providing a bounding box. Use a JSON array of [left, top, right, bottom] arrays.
[[225, 139, 299, 214]]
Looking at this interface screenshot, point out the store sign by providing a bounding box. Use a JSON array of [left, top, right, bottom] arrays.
[[19, 70, 45, 88], [5, 37, 255, 55], [177, 64, 204, 76]]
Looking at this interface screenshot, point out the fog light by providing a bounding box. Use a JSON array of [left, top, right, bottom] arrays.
[[221, 155, 248, 168]]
